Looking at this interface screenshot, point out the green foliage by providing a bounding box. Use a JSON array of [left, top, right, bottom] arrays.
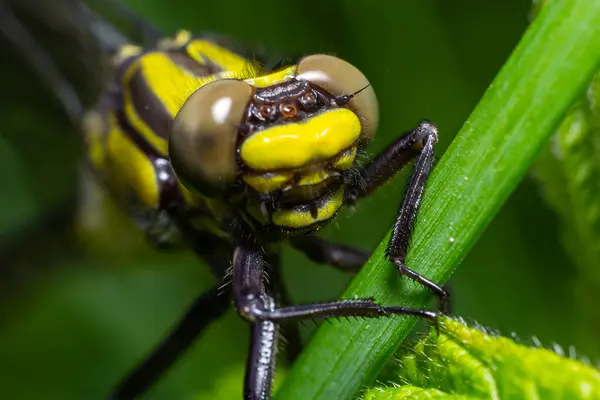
[[365, 387, 477, 400], [364, 318, 600, 400]]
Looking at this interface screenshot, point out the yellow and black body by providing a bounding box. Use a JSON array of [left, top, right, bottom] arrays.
[[83, 30, 379, 247], [5, 3, 449, 399]]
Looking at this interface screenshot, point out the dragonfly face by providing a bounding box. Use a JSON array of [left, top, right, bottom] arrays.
[[170, 54, 379, 233]]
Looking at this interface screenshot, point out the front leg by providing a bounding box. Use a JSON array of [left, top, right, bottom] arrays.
[[232, 244, 439, 400], [345, 120, 449, 312], [233, 246, 279, 400]]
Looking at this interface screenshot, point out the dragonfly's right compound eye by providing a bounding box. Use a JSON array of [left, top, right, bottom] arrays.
[[170, 79, 253, 196]]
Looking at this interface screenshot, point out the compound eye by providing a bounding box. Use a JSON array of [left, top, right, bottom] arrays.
[[170, 79, 253, 197], [296, 54, 379, 143]]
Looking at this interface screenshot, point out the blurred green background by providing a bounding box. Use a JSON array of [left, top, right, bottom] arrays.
[[0, 0, 597, 399]]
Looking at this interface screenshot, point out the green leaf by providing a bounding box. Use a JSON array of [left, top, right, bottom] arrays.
[[365, 386, 478, 400], [275, 0, 600, 399], [364, 318, 600, 400]]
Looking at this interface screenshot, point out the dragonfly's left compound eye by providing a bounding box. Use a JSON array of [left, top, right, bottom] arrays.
[[296, 54, 379, 144], [170, 79, 253, 197]]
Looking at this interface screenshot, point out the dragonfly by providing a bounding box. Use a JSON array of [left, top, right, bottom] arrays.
[[1, 1, 449, 398]]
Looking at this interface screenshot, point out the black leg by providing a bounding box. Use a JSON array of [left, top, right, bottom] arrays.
[[233, 245, 439, 323], [244, 314, 279, 400], [108, 283, 231, 400], [234, 247, 279, 400], [345, 121, 449, 312], [233, 244, 439, 399], [289, 236, 369, 273]]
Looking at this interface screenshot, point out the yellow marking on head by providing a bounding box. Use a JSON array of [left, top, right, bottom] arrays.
[[244, 173, 293, 194], [241, 108, 361, 170], [272, 189, 344, 228], [246, 66, 297, 88], [333, 146, 357, 170], [297, 170, 330, 186]]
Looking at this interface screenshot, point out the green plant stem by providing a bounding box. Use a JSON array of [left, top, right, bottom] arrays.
[[275, 1, 600, 399]]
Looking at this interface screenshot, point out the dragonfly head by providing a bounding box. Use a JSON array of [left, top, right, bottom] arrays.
[[170, 55, 379, 233]]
